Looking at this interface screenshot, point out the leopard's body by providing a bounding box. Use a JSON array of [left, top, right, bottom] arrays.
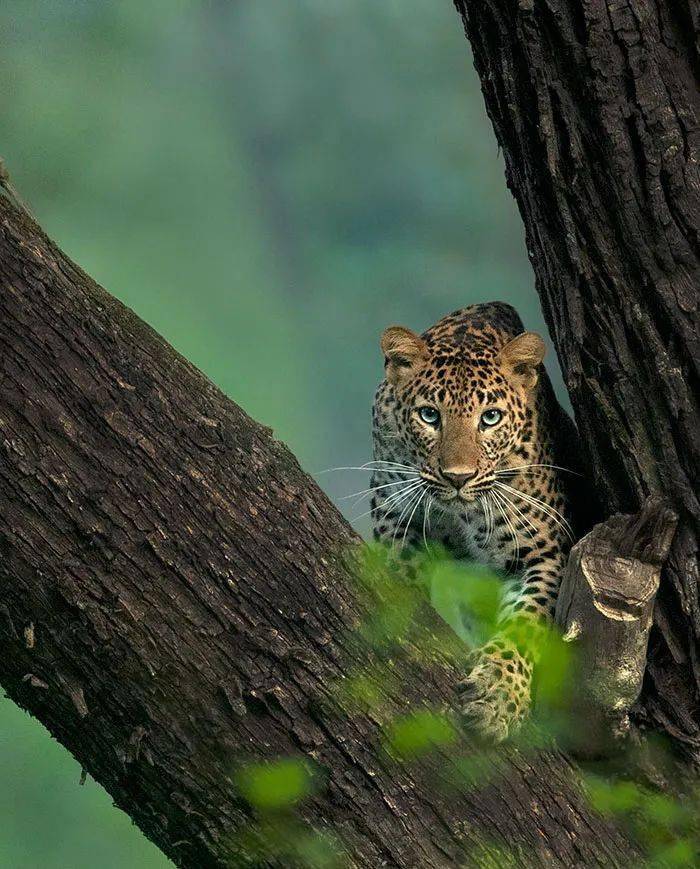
[[370, 303, 591, 739]]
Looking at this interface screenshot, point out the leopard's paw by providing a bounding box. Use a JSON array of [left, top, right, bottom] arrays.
[[456, 640, 532, 743]]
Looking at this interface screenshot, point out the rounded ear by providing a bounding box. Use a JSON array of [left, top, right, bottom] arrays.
[[498, 332, 546, 390], [380, 326, 428, 386]]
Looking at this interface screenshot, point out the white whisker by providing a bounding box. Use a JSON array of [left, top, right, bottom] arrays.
[[491, 489, 520, 567], [422, 495, 433, 550], [494, 486, 540, 542], [480, 494, 492, 546], [401, 489, 426, 552], [391, 484, 425, 550], [496, 482, 574, 541], [351, 478, 424, 522], [340, 476, 420, 501], [495, 462, 581, 478], [316, 464, 419, 477], [367, 460, 418, 469]]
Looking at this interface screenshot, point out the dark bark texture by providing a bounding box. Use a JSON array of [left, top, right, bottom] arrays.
[[555, 496, 677, 759], [0, 193, 639, 867], [454, 0, 700, 760]]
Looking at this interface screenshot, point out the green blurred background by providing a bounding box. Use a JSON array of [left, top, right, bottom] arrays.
[[1, 1, 556, 865]]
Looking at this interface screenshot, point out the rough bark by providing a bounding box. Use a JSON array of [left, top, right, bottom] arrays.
[[0, 192, 639, 866], [555, 496, 677, 758], [454, 0, 700, 761]]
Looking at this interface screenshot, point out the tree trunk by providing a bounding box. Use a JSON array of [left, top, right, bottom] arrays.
[[0, 193, 639, 866], [453, 0, 700, 761]]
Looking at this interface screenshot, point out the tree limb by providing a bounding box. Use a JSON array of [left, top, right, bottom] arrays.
[[0, 193, 639, 866]]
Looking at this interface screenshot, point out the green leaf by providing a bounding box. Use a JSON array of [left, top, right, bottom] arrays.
[[585, 776, 642, 815], [428, 557, 501, 645], [647, 838, 697, 868], [236, 758, 317, 812], [385, 710, 457, 760]]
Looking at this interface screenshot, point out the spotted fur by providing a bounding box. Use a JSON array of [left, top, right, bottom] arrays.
[[370, 303, 591, 740]]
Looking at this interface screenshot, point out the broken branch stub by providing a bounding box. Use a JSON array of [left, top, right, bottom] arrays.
[[554, 497, 678, 758]]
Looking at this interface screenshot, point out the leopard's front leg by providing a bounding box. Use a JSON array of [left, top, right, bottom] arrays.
[[457, 552, 566, 742]]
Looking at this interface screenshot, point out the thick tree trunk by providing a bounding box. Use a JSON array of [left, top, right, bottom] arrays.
[[0, 194, 638, 866], [454, 0, 700, 761]]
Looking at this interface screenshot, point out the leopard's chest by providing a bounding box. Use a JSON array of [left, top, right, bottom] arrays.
[[432, 503, 515, 574]]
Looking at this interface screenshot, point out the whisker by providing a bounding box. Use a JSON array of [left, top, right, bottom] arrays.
[[495, 482, 575, 541], [401, 489, 426, 552], [316, 464, 419, 477], [339, 476, 420, 501], [495, 462, 582, 478], [491, 489, 520, 567], [391, 489, 421, 548], [493, 486, 540, 541], [422, 495, 433, 550], [353, 480, 421, 522], [392, 483, 426, 550], [480, 494, 492, 546], [502, 484, 574, 540], [487, 493, 497, 545], [488, 492, 499, 545], [365, 460, 419, 470], [351, 479, 424, 522]]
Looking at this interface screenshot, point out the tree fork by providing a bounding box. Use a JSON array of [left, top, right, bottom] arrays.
[[453, 0, 700, 760], [0, 192, 640, 865]]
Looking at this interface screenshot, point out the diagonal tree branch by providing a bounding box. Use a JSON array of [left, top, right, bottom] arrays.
[[0, 190, 637, 866]]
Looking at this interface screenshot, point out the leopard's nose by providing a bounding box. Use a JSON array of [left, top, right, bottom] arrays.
[[440, 468, 477, 490]]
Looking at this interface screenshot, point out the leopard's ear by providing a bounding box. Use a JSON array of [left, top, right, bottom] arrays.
[[380, 326, 428, 386], [498, 331, 546, 390]]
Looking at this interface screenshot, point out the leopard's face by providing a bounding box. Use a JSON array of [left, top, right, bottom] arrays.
[[378, 305, 545, 508], [393, 358, 528, 504]]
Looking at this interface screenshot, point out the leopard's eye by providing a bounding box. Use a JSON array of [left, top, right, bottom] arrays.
[[418, 406, 440, 427], [480, 408, 503, 428]]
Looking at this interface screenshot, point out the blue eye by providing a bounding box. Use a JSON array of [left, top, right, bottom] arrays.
[[418, 406, 440, 426], [481, 408, 503, 427]]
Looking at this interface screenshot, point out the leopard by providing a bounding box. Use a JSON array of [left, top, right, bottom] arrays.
[[370, 302, 594, 741]]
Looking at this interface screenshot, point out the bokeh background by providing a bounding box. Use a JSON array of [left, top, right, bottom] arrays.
[[2, 1, 560, 865]]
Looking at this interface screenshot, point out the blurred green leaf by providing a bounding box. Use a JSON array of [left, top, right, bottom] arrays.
[[647, 838, 697, 868], [532, 627, 574, 706], [643, 792, 689, 827], [385, 710, 457, 760], [585, 776, 642, 815], [428, 557, 501, 645], [236, 758, 318, 812]]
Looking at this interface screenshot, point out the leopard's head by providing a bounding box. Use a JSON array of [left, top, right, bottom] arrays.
[[379, 307, 545, 506]]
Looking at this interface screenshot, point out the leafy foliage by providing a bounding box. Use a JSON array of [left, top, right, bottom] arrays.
[[236, 758, 319, 812], [585, 775, 700, 866], [232, 758, 342, 867], [232, 545, 697, 866], [385, 709, 457, 760]]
